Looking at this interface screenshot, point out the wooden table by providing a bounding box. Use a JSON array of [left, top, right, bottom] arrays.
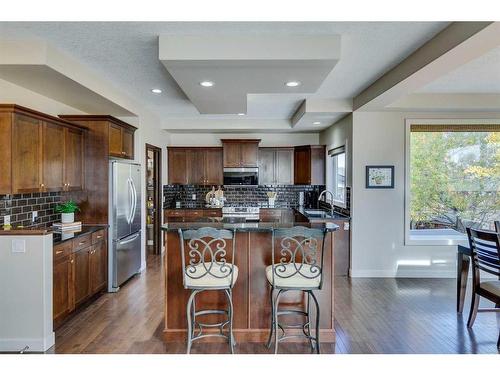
[[457, 244, 471, 313]]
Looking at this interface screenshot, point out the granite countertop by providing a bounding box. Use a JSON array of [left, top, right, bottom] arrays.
[[52, 225, 108, 245], [295, 206, 350, 220]]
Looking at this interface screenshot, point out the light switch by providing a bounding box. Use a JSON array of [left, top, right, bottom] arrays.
[[12, 239, 26, 253], [343, 222, 350, 231], [4, 215, 10, 225]]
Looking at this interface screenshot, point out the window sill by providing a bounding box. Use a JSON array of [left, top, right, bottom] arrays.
[[406, 229, 468, 246]]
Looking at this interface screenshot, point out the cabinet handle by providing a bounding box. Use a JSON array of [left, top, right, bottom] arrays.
[[78, 241, 86, 246], [97, 235, 102, 239], [56, 250, 63, 255], [70, 259, 74, 264]]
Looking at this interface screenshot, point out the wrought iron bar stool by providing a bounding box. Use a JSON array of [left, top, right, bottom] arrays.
[[265, 226, 327, 354], [178, 227, 238, 354]]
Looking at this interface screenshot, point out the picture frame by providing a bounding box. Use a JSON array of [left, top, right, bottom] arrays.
[[366, 165, 394, 189]]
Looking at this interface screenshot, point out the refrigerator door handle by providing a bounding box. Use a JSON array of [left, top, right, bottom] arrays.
[[118, 232, 140, 245], [127, 178, 134, 224], [130, 178, 137, 223]]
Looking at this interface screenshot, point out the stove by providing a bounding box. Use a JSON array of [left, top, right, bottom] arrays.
[[222, 206, 260, 221]]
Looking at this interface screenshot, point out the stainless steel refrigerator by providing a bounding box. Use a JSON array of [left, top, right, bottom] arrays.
[[108, 160, 142, 292]]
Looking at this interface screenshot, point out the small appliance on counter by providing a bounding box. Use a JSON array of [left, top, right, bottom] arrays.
[[205, 186, 226, 207], [222, 206, 260, 221]]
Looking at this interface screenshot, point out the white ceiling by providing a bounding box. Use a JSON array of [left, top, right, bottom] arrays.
[[0, 22, 449, 129], [419, 44, 500, 93]]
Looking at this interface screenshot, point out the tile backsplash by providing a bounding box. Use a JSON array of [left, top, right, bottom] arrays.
[[163, 185, 325, 209], [0, 192, 66, 228]]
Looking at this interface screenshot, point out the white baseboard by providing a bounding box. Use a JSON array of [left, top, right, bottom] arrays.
[[351, 269, 456, 278], [0, 332, 55, 352]]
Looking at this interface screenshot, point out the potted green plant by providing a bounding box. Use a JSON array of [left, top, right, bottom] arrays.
[[55, 200, 80, 224]]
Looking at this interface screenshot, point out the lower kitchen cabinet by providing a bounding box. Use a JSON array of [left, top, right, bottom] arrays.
[[53, 228, 108, 326], [53, 252, 73, 322], [73, 247, 91, 306], [90, 240, 107, 293]]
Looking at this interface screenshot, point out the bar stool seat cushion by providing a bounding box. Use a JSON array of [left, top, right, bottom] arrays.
[[185, 264, 238, 288], [481, 280, 500, 296], [266, 264, 321, 289]]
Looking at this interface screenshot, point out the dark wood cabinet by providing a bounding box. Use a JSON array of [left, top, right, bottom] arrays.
[[258, 147, 294, 185], [53, 242, 73, 323], [222, 139, 260, 167], [0, 105, 86, 195], [73, 246, 91, 306], [168, 147, 223, 185], [168, 148, 188, 184], [60, 115, 137, 160], [294, 145, 326, 185], [53, 229, 108, 326], [90, 240, 107, 294], [64, 127, 85, 191], [42, 121, 65, 191], [12, 114, 42, 193]]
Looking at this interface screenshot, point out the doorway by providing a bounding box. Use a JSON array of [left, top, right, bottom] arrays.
[[145, 144, 162, 255]]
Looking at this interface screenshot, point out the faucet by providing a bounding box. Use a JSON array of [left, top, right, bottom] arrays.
[[318, 190, 334, 216]]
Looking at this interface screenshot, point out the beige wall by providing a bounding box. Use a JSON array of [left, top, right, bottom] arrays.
[[351, 111, 500, 277]]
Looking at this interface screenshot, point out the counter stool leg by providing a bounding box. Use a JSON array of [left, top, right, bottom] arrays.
[[266, 286, 275, 349], [224, 289, 235, 354], [310, 291, 321, 354], [306, 291, 314, 352], [274, 290, 283, 354], [186, 290, 198, 354]]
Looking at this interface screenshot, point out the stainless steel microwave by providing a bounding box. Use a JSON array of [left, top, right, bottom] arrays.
[[223, 167, 259, 185]]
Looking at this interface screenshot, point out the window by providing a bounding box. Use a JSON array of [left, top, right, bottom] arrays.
[[406, 121, 499, 245], [329, 146, 346, 207]]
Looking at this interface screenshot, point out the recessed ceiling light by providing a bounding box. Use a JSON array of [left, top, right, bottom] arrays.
[[200, 81, 214, 87], [285, 81, 301, 87], [237, 113, 245, 116], [151, 88, 162, 94], [313, 121, 321, 125]]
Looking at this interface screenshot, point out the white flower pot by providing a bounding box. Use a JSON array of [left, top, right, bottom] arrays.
[[61, 212, 74, 224]]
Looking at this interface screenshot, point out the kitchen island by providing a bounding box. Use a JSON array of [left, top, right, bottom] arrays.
[[162, 213, 338, 343]]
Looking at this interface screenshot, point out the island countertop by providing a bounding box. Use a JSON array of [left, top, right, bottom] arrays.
[[162, 210, 338, 344]]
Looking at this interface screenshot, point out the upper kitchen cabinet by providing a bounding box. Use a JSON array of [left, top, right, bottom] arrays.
[[258, 147, 294, 185], [60, 115, 137, 160], [221, 139, 260, 167], [294, 145, 326, 185], [168, 147, 223, 185], [0, 105, 86, 194]]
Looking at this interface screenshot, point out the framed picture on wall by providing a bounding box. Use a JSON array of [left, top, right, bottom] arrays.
[[365, 165, 394, 189]]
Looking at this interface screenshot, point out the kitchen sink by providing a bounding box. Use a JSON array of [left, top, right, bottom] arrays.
[[304, 209, 333, 218]]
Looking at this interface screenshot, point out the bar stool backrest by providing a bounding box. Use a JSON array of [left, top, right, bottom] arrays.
[[466, 227, 500, 289], [495, 220, 500, 233], [178, 227, 236, 289], [271, 226, 327, 289]]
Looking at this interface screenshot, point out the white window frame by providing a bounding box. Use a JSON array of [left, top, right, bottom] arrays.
[[404, 118, 500, 246]]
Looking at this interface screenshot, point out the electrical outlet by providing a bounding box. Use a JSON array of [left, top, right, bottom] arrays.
[[4, 215, 10, 226], [191, 194, 196, 200], [32, 211, 38, 223], [12, 239, 26, 253]]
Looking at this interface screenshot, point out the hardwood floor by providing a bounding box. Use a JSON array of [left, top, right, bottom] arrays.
[[48, 254, 500, 354]]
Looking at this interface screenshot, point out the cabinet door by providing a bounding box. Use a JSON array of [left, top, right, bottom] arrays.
[[64, 127, 84, 191], [258, 149, 276, 185], [0, 113, 12, 194], [53, 255, 73, 321], [12, 114, 42, 193], [168, 149, 188, 184], [122, 128, 134, 159], [74, 247, 91, 306], [223, 142, 241, 167], [294, 147, 311, 185], [187, 149, 205, 184], [108, 123, 123, 157], [90, 241, 107, 294], [276, 149, 294, 185], [42, 121, 65, 191], [240, 142, 258, 167], [204, 148, 223, 185]]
